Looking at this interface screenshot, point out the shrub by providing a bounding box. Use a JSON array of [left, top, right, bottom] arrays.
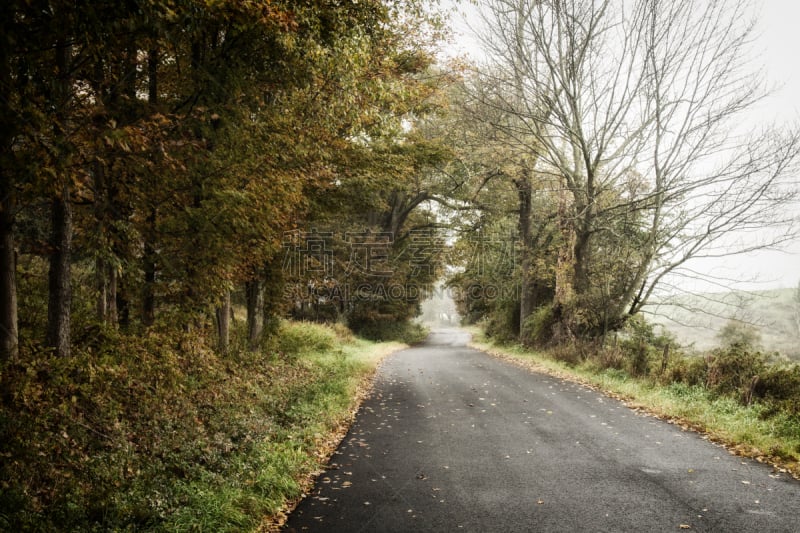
[[0, 319, 374, 531], [549, 339, 589, 367], [616, 316, 654, 377], [353, 320, 428, 345], [663, 355, 708, 387], [484, 300, 520, 344], [522, 306, 556, 347], [706, 343, 767, 400], [756, 364, 800, 417], [275, 321, 337, 356], [592, 346, 626, 372]]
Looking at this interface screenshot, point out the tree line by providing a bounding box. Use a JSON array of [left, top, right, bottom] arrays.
[[0, 0, 455, 366], [2, 0, 799, 369]]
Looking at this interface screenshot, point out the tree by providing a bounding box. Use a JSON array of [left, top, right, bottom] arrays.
[[472, 0, 800, 339], [0, 2, 18, 361], [422, 69, 571, 343], [0, 0, 453, 363], [717, 318, 762, 350]]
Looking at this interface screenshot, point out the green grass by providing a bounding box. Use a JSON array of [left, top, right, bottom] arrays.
[[161, 332, 405, 532], [470, 331, 800, 478], [0, 320, 405, 532]]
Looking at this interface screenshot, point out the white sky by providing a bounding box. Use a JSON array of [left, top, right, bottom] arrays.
[[440, 0, 800, 292]]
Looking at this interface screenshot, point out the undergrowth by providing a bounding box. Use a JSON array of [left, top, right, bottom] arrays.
[[0, 319, 403, 531]]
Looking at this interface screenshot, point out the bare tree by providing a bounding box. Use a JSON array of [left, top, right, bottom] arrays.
[[473, 0, 800, 336]]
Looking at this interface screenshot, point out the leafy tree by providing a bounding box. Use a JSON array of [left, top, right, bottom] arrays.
[[0, 0, 452, 358]]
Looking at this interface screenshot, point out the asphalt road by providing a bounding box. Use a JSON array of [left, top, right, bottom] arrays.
[[284, 328, 800, 532]]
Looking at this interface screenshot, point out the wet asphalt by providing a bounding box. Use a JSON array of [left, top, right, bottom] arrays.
[[283, 328, 800, 532]]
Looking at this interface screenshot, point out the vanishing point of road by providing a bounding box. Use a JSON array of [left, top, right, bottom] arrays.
[[284, 328, 800, 532]]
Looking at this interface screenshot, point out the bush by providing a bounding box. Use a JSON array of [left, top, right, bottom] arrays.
[[275, 320, 338, 356], [522, 306, 556, 347], [706, 343, 767, 400], [353, 320, 428, 345], [549, 339, 591, 367], [484, 300, 520, 344], [756, 364, 800, 417], [663, 355, 708, 387], [591, 346, 626, 372], [617, 318, 650, 377], [0, 320, 374, 531]]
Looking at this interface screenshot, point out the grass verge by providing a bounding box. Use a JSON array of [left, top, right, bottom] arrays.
[[468, 329, 800, 480], [0, 320, 406, 532]]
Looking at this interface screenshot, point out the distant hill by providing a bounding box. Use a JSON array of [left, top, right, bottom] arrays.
[[644, 288, 800, 360]]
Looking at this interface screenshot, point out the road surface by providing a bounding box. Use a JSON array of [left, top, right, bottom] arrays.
[[284, 328, 800, 532]]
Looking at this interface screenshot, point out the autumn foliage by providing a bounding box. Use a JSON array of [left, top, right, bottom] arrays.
[[0, 0, 450, 528]]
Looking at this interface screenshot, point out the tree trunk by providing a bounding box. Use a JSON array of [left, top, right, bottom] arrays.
[[216, 290, 231, 354], [142, 46, 159, 327], [245, 279, 263, 349], [0, 28, 18, 362], [46, 184, 72, 358], [552, 189, 576, 343], [46, 39, 73, 358], [261, 259, 284, 337], [572, 226, 592, 294], [0, 191, 17, 362], [107, 262, 118, 325], [92, 156, 111, 324], [516, 175, 535, 343], [142, 208, 157, 327], [96, 256, 108, 322], [117, 275, 130, 329]]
